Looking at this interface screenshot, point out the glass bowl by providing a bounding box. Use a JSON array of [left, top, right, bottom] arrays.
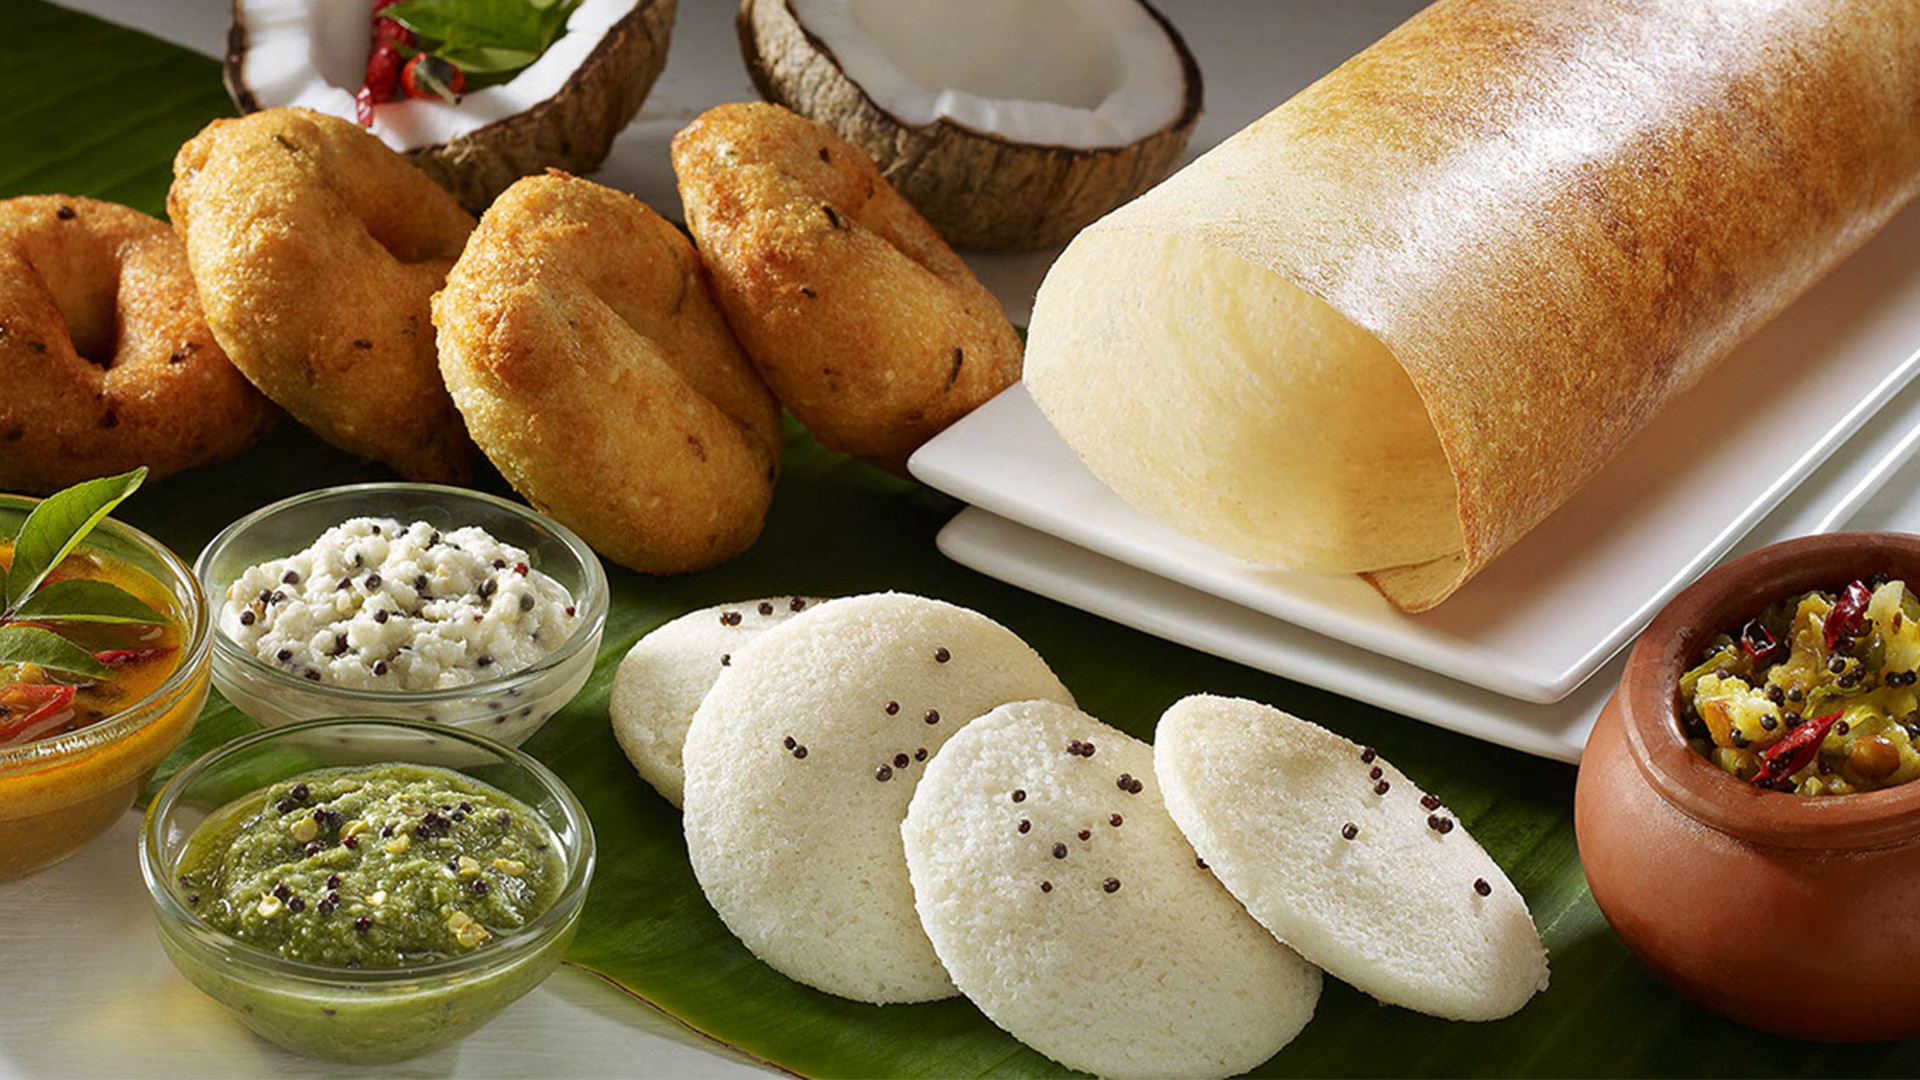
[[0, 494, 211, 881], [140, 717, 596, 1063], [195, 483, 607, 747]]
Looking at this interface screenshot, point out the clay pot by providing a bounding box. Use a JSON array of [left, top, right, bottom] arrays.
[[1576, 531, 1920, 1042]]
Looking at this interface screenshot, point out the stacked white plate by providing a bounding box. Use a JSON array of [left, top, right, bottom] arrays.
[[909, 200, 1920, 763]]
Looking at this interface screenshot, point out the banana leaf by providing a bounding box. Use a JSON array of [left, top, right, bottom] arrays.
[[6, 3, 1917, 1074]]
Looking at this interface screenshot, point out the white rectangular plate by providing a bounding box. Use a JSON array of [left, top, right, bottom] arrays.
[[911, 201, 1920, 703], [936, 372, 1920, 761]]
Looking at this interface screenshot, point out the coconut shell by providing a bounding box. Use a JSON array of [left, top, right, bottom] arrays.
[[736, 0, 1201, 251], [225, 0, 678, 213]]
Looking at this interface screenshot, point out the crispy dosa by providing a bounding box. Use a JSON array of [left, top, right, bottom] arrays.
[[1025, 0, 1920, 611]]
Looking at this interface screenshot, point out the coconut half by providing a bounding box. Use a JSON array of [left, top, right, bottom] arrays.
[[740, 0, 1202, 250], [226, 0, 678, 210]]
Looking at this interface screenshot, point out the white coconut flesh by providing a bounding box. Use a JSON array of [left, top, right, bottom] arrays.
[[234, 0, 638, 151], [789, 0, 1188, 149]]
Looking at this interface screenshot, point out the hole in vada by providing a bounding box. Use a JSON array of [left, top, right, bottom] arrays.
[[352, 196, 464, 269], [66, 312, 118, 368], [363, 222, 443, 267], [42, 258, 121, 368]]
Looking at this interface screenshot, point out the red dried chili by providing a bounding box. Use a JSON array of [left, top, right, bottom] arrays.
[[0, 684, 76, 742], [1752, 710, 1843, 789], [1823, 580, 1873, 650], [355, 0, 412, 127], [1738, 618, 1785, 666]]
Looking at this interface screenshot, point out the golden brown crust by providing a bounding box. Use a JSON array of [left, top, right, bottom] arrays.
[[671, 102, 1022, 473], [1063, 0, 1920, 611], [168, 108, 477, 482], [0, 196, 274, 494], [432, 171, 781, 574]]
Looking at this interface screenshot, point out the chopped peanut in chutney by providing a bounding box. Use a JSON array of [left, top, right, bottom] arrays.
[[1679, 577, 1920, 795]]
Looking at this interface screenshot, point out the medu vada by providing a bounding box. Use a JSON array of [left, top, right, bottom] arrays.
[[432, 171, 782, 574], [168, 107, 476, 482], [0, 196, 274, 494], [670, 103, 1022, 473]]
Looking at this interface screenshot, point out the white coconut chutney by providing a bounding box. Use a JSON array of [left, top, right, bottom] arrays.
[[219, 518, 580, 691]]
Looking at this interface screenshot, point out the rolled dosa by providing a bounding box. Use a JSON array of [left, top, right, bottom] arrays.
[[1024, 0, 1920, 612]]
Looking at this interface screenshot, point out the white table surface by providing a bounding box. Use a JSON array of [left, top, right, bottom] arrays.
[[1, 2, 1427, 1077]]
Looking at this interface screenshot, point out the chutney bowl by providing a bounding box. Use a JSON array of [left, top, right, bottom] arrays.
[[195, 483, 607, 747], [1575, 531, 1920, 1042]]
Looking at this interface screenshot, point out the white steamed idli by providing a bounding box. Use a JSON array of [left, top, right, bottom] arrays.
[[902, 699, 1321, 1079], [610, 596, 823, 807], [681, 592, 1073, 1003], [1154, 694, 1549, 1021]]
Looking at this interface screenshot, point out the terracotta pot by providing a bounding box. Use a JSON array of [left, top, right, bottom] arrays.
[[1576, 531, 1920, 1043]]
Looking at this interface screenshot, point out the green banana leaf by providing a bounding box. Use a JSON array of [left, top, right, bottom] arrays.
[[6, 3, 1917, 1074]]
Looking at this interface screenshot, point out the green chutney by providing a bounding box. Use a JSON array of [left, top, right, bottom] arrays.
[[176, 763, 563, 967]]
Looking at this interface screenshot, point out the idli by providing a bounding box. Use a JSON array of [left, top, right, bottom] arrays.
[[681, 593, 1072, 1003], [610, 596, 822, 807], [1155, 695, 1549, 1021], [903, 700, 1321, 1079]]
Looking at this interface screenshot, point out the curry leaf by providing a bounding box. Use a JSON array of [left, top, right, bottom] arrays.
[[3, 468, 146, 612], [386, 0, 539, 43], [0, 626, 109, 679], [383, 0, 582, 75], [430, 43, 542, 75], [11, 579, 166, 625]]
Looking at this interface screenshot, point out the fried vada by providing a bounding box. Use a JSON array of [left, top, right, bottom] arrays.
[[0, 196, 273, 494], [169, 108, 476, 482], [432, 171, 782, 574], [671, 103, 1021, 473]]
